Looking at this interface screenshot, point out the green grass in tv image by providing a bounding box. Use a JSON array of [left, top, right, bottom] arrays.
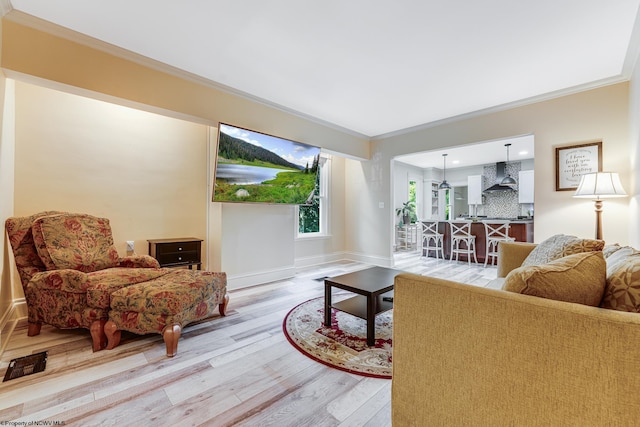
[[214, 169, 316, 204]]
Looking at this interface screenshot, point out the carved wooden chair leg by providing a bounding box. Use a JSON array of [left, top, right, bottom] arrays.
[[163, 324, 182, 357], [104, 320, 122, 350], [218, 294, 230, 316], [90, 319, 107, 352], [27, 322, 42, 337]]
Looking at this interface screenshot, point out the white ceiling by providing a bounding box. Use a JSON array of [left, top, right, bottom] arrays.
[[394, 134, 534, 170], [6, 0, 640, 140]]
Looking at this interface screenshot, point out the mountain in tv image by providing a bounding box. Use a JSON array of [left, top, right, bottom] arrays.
[[218, 130, 303, 171], [213, 124, 321, 205]]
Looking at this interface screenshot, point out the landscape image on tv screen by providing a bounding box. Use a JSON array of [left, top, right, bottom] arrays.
[[212, 123, 322, 204]]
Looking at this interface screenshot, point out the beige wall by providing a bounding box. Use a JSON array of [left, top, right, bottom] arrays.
[[14, 80, 209, 256], [345, 83, 631, 264], [0, 74, 13, 338], [629, 49, 640, 248], [0, 14, 17, 352]]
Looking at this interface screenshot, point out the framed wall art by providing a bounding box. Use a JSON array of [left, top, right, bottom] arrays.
[[555, 140, 602, 191]]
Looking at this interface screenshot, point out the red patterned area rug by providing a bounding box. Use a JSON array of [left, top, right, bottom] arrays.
[[282, 297, 392, 379]]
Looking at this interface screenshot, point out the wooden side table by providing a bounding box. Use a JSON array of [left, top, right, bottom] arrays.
[[148, 238, 203, 270]]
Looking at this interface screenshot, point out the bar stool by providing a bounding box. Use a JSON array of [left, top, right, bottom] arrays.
[[421, 220, 444, 259], [449, 220, 478, 265], [482, 220, 515, 267]]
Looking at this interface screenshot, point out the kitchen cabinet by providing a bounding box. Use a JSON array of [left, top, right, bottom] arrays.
[[518, 170, 534, 203], [423, 181, 440, 219], [431, 182, 440, 218], [468, 175, 483, 205]]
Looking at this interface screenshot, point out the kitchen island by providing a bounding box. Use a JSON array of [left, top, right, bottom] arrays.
[[424, 219, 533, 264]]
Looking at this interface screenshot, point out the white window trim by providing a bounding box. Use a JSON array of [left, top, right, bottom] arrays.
[[296, 154, 330, 239]]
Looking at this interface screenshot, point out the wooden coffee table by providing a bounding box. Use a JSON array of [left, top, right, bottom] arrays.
[[324, 266, 404, 346]]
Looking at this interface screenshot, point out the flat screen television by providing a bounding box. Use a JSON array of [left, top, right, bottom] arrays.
[[212, 123, 322, 205]]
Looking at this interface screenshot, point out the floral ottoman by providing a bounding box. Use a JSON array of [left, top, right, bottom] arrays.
[[104, 269, 228, 357]]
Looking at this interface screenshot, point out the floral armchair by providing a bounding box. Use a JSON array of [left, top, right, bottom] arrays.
[[5, 211, 166, 351]]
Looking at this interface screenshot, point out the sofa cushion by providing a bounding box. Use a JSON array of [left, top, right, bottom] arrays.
[[85, 267, 170, 309], [521, 234, 604, 267], [503, 251, 606, 306], [32, 213, 120, 273], [601, 250, 640, 312]]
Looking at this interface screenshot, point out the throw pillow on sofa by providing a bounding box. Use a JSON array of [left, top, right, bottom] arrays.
[[601, 250, 640, 313], [521, 234, 604, 267], [503, 251, 606, 307], [603, 245, 639, 277], [602, 243, 624, 258]]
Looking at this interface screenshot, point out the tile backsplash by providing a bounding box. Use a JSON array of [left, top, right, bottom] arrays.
[[473, 162, 529, 218]]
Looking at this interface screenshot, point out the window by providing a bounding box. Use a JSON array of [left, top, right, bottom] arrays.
[[408, 180, 418, 223], [445, 189, 451, 220], [298, 155, 329, 237]]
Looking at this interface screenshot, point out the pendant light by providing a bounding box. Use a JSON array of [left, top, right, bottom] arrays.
[[439, 154, 451, 189], [500, 143, 517, 186]]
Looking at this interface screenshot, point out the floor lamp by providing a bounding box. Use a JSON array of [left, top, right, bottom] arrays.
[[573, 172, 627, 240]]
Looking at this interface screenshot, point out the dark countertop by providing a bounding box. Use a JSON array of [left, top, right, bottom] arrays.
[[455, 217, 534, 223]]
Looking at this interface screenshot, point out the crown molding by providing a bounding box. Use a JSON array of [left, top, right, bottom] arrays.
[[5, 7, 635, 143], [371, 75, 629, 141], [0, 0, 12, 17], [622, 4, 640, 77], [2, 9, 369, 140]]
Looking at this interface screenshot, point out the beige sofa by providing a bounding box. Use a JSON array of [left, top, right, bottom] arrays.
[[392, 241, 640, 425]]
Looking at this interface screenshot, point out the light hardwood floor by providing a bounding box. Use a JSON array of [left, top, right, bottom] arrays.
[[0, 251, 497, 426]]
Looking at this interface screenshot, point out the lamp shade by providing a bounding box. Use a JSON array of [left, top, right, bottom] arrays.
[[500, 143, 517, 186], [573, 172, 627, 199], [439, 153, 451, 189]]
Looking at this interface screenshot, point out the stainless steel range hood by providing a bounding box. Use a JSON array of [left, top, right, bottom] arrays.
[[483, 162, 516, 193]]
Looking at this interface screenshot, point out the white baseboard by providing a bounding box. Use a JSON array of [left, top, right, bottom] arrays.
[[227, 265, 297, 290], [342, 251, 394, 267], [295, 251, 394, 270], [12, 298, 27, 318], [0, 299, 26, 357], [294, 252, 348, 269], [226, 249, 393, 289]]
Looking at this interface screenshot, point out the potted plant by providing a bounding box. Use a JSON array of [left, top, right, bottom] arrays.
[[396, 201, 415, 226]]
